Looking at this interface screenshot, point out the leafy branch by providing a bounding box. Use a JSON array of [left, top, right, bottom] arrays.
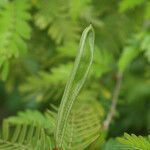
[[0, 0, 31, 80], [117, 133, 150, 150], [55, 24, 95, 149]]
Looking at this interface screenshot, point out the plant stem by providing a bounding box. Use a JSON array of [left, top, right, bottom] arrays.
[[103, 71, 123, 130]]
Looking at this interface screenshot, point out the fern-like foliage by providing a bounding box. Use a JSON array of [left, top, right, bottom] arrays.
[[0, 120, 52, 150], [118, 30, 150, 73], [118, 34, 141, 72], [61, 97, 102, 150], [0, 25, 103, 150], [119, 0, 145, 12], [0, 97, 103, 150], [0, 0, 31, 80], [117, 133, 150, 150], [19, 63, 72, 102], [34, 0, 79, 44], [55, 25, 96, 149], [5, 110, 55, 133], [33, 0, 101, 44], [141, 32, 150, 62], [69, 0, 91, 21], [0, 109, 58, 150]]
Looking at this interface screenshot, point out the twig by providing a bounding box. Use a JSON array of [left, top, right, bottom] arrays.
[[103, 71, 123, 130]]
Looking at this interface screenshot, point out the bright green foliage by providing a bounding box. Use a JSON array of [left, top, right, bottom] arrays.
[[55, 25, 95, 149], [0, 0, 150, 150], [20, 47, 112, 102], [33, 0, 100, 44], [119, 0, 150, 20], [19, 63, 72, 102], [5, 110, 55, 131], [117, 133, 150, 150], [0, 25, 103, 150], [141, 33, 150, 62], [118, 41, 140, 72], [0, 97, 103, 150], [0, 110, 56, 150], [0, 0, 31, 80], [0, 121, 52, 150], [119, 31, 150, 72], [145, 2, 150, 19], [34, 0, 80, 44], [119, 0, 146, 12], [69, 0, 91, 20], [58, 98, 102, 150], [103, 139, 122, 150], [103, 134, 150, 150]]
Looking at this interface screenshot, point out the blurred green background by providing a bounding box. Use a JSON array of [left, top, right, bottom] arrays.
[[0, 0, 150, 146]]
